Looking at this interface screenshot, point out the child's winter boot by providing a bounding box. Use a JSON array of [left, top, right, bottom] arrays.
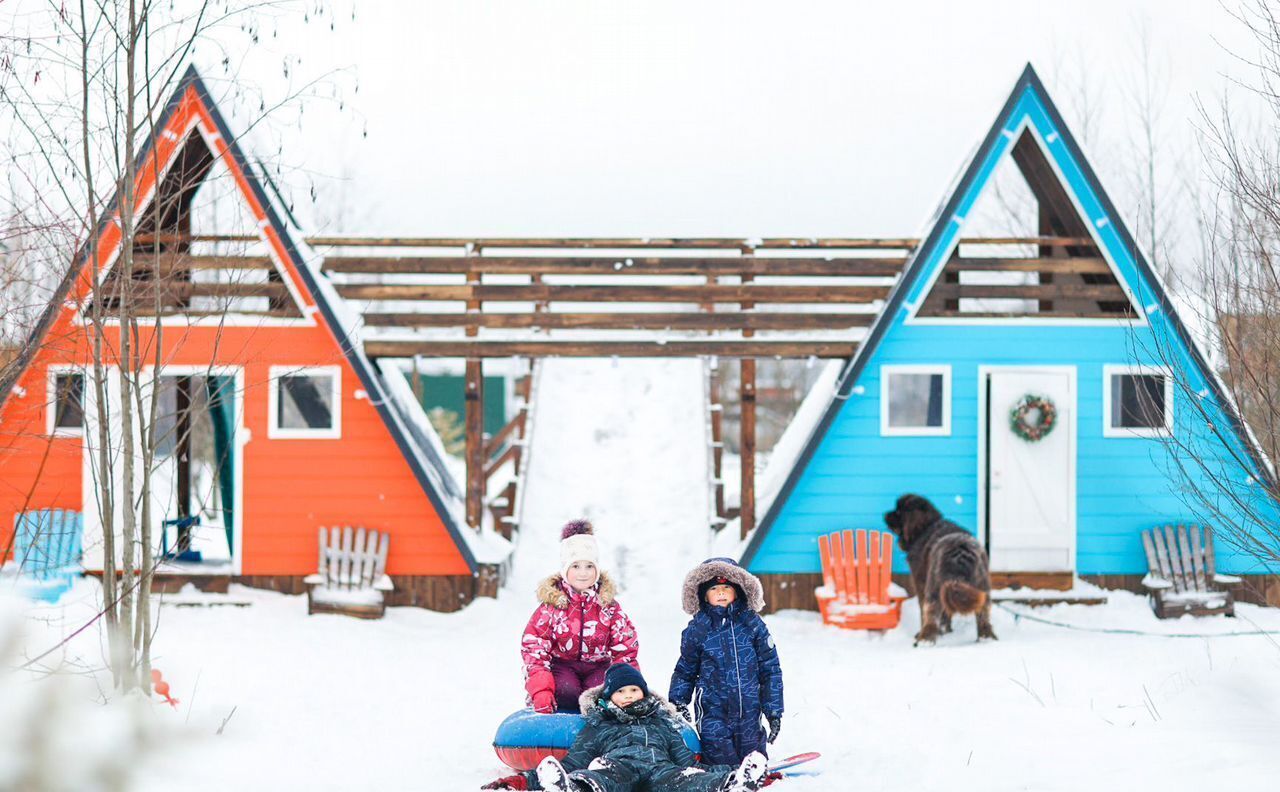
[[536, 756, 572, 792], [722, 751, 768, 792]]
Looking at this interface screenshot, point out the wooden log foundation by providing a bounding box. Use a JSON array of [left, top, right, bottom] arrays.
[[756, 572, 1280, 614]]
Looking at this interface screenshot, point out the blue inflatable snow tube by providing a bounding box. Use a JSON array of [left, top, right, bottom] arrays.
[[493, 709, 701, 771]]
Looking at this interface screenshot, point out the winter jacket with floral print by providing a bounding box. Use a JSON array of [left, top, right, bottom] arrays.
[[521, 572, 640, 706]]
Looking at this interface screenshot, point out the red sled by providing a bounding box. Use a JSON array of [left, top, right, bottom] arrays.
[[767, 751, 821, 773]]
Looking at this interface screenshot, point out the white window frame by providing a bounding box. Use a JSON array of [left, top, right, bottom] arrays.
[[880, 364, 952, 437], [268, 365, 342, 440], [47, 365, 87, 437], [1103, 364, 1173, 439]]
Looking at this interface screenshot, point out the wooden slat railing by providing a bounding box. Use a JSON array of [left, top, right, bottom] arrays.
[[323, 256, 907, 277], [138, 234, 1096, 250], [364, 340, 859, 359], [362, 312, 878, 332], [334, 283, 892, 304]]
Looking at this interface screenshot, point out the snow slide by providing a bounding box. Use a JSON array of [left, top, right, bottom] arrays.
[[514, 358, 714, 663]]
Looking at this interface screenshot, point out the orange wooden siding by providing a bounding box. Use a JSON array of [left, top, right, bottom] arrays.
[[0, 83, 469, 576], [2, 321, 470, 576]]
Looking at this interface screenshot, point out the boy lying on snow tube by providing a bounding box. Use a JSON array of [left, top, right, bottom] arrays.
[[492, 694, 701, 771], [488, 664, 771, 791]]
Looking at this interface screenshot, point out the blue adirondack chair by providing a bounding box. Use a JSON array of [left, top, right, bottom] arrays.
[[10, 510, 84, 603]]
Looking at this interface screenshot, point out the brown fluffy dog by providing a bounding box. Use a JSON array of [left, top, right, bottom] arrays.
[[883, 494, 997, 646]]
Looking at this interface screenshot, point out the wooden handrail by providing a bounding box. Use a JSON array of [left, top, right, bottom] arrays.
[[484, 442, 521, 481], [136, 234, 1096, 250], [322, 256, 907, 277], [362, 312, 877, 331], [365, 340, 859, 359], [484, 410, 527, 459], [335, 283, 891, 304]]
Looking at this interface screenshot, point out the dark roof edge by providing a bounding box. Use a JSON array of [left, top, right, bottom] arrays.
[[184, 71, 480, 572]]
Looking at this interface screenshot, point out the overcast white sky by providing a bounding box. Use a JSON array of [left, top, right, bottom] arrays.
[[132, 2, 1280, 240]]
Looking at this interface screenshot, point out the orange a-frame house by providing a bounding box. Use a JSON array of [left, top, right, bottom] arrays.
[[0, 67, 500, 611]]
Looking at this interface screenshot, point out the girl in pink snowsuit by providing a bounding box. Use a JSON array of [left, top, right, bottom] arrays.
[[521, 520, 640, 713]]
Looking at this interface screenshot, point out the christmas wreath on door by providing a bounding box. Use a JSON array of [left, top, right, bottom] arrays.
[[1009, 394, 1057, 442]]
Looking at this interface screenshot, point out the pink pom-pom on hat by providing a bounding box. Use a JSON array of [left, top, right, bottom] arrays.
[[561, 519, 594, 541], [559, 519, 599, 580]]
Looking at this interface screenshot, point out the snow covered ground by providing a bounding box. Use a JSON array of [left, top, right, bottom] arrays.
[[6, 360, 1280, 791], [10, 579, 1280, 791]]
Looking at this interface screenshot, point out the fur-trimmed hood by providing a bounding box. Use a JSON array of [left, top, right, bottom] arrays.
[[578, 684, 680, 719], [680, 557, 765, 614], [536, 571, 618, 609]]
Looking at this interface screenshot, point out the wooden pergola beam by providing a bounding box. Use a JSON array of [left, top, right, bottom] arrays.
[[323, 256, 907, 277], [136, 233, 1096, 250], [740, 358, 756, 539], [943, 257, 1110, 274], [336, 283, 891, 304], [132, 253, 274, 271], [923, 310, 1133, 319], [361, 312, 877, 331], [927, 283, 1125, 301], [363, 340, 859, 358], [99, 281, 291, 301], [465, 359, 484, 530], [129, 308, 299, 318]]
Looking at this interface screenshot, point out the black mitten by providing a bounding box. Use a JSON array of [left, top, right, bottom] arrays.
[[766, 715, 782, 744]]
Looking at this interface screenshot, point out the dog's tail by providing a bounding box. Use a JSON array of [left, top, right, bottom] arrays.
[[940, 580, 986, 615]]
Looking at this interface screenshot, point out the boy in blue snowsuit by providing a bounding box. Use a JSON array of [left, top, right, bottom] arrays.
[[668, 558, 785, 767]]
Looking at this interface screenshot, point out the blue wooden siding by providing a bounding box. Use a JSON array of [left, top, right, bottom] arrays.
[[749, 85, 1277, 577]]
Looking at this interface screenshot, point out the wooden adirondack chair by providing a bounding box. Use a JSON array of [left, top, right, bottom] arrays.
[[815, 529, 908, 630], [7, 510, 83, 603], [1140, 524, 1240, 619], [304, 527, 394, 619]]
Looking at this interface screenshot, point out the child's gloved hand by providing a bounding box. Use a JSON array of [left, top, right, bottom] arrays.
[[765, 715, 782, 744], [526, 669, 556, 714], [481, 774, 528, 790], [674, 702, 693, 722], [531, 690, 556, 714]]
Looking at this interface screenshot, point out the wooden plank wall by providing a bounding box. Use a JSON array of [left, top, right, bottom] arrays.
[[221, 568, 506, 612]]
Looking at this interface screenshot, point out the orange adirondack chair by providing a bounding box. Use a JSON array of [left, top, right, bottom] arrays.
[[815, 529, 907, 630]]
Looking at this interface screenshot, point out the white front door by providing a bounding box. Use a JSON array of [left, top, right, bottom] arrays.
[[985, 367, 1076, 572]]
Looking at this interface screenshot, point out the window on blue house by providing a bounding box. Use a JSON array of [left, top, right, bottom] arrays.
[[881, 365, 950, 436], [1104, 365, 1171, 437]]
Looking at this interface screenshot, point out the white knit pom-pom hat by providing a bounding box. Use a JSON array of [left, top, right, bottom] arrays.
[[559, 519, 599, 578]]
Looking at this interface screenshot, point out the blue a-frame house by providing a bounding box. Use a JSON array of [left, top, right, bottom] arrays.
[[741, 65, 1278, 585]]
